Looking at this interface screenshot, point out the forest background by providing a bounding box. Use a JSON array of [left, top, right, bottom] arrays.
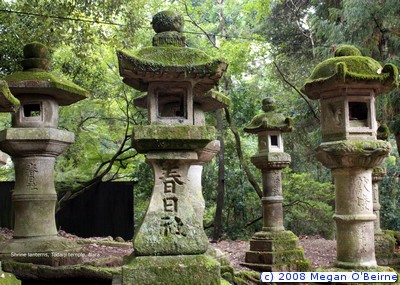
[[1, 0, 400, 241]]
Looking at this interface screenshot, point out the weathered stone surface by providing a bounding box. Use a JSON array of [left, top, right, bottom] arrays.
[[133, 151, 210, 256], [1, 260, 119, 282], [242, 99, 309, 272], [0, 42, 87, 265], [119, 10, 226, 284], [302, 45, 398, 270], [122, 255, 221, 285], [132, 125, 215, 153], [0, 238, 82, 266]]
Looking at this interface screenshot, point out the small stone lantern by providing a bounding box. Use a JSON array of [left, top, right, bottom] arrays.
[[117, 11, 228, 284], [0, 42, 89, 264], [242, 98, 310, 271], [302, 45, 398, 269]]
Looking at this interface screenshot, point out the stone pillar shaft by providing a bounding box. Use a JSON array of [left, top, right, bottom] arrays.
[[133, 151, 208, 256], [12, 156, 57, 237], [262, 169, 284, 231], [333, 168, 376, 267]]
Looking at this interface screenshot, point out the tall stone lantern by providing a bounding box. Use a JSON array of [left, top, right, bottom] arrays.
[[242, 98, 310, 271], [117, 11, 228, 284], [0, 42, 89, 264], [302, 45, 398, 269]]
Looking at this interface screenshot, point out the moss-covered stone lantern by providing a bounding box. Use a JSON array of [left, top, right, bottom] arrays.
[[242, 98, 310, 271], [302, 45, 398, 269], [0, 42, 89, 265], [117, 11, 228, 284]]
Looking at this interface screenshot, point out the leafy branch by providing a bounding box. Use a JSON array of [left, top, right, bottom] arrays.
[[273, 61, 320, 121]]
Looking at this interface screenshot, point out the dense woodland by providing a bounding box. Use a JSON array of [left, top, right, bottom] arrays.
[[1, 0, 400, 240]]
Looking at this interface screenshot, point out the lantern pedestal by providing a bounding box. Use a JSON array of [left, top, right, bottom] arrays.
[[317, 140, 390, 268], [0, 128, 81, 265], [133, 150, 209, 256]]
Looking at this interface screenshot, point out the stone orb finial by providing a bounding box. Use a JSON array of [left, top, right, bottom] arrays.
[[334, 45, 362, 57], [262, 97, 276, 112], [21, 42, 50, 71], [152, 10, 184, 33]]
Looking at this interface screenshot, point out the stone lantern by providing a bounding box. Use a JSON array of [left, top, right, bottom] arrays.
[[117, 11, 228, 284], [302, 45, 398, 269], [242, 98, 310, 271], [0, 42, 89, 264]]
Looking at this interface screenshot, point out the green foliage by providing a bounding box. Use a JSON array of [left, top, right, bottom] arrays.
[[282, 168, 335, 239]]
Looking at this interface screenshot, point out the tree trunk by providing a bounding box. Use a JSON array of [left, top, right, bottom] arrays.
[[212, 109, 225, 242]]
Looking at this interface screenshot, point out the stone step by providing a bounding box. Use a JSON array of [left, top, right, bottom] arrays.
[[245, 249, 305, 264], [249, 237, 298, 252]]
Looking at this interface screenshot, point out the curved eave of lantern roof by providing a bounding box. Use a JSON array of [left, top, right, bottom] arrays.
[[0, 80, 20, 112], [4, 71, 89, 106], [302, 56, 399, 100], [117, 47, 228, 94], [244, 112, 293, 134], [133, 89, 230, 112]]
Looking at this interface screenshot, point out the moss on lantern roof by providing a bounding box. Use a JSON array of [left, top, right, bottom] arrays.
[[244, 111, 293, 133], [302, 45, 399, 98], [4, 71, 89, 105], [118, 47, 224, 74], [4, 42, 89, 105], [244, 98, 293, 133], [0, 80, 20, 112]]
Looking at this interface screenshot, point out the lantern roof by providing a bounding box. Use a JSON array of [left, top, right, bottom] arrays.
[[244, 98, 293, 133], [4, 42, 89, 106], [117, 10, 228, 94], [0, 80, 20, 112], [302, 45, 398, 99]]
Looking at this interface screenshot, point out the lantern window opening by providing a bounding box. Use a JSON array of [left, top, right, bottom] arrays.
[[348, 101, 370, 128], [270, 135, 279, 147], [157, 90, 188, 120], [268, 131, 283, 152], [23, 103, 42, 118]]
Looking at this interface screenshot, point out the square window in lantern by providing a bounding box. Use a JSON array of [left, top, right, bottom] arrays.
[[270, 135, 279, 147], [23, 104, 41, 118], [157, 91, 187, 119], [349, 101, 369, 127]]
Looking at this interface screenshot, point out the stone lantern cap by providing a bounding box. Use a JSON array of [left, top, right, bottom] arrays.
[[117, 10, 228, 94], [0, 80, 20, 112], [302, 45, 399, 99], [244, 98, 293, 134], [4, 42, 89, 106]]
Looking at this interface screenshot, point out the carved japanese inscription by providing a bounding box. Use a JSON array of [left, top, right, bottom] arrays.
[[26, 162, 38, 190], [159, 167, 187, 236]]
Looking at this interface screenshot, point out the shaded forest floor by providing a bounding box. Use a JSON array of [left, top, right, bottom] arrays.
[[1, 228, 335, 270]]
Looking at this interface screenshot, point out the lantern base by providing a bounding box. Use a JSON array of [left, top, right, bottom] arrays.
[[0, 236, 82, 266], [242, 230, 311, 272], [121, 254, 222, 285], [375, 231, 400, 267]]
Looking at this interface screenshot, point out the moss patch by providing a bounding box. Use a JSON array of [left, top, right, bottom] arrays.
[[0, 80, 20, 112], [4, 71, 89, 105], [132, 125, 216, 152], [244, 111, 292, 133], [122, 255, 221, 285], [302, 46, 398, 99]]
